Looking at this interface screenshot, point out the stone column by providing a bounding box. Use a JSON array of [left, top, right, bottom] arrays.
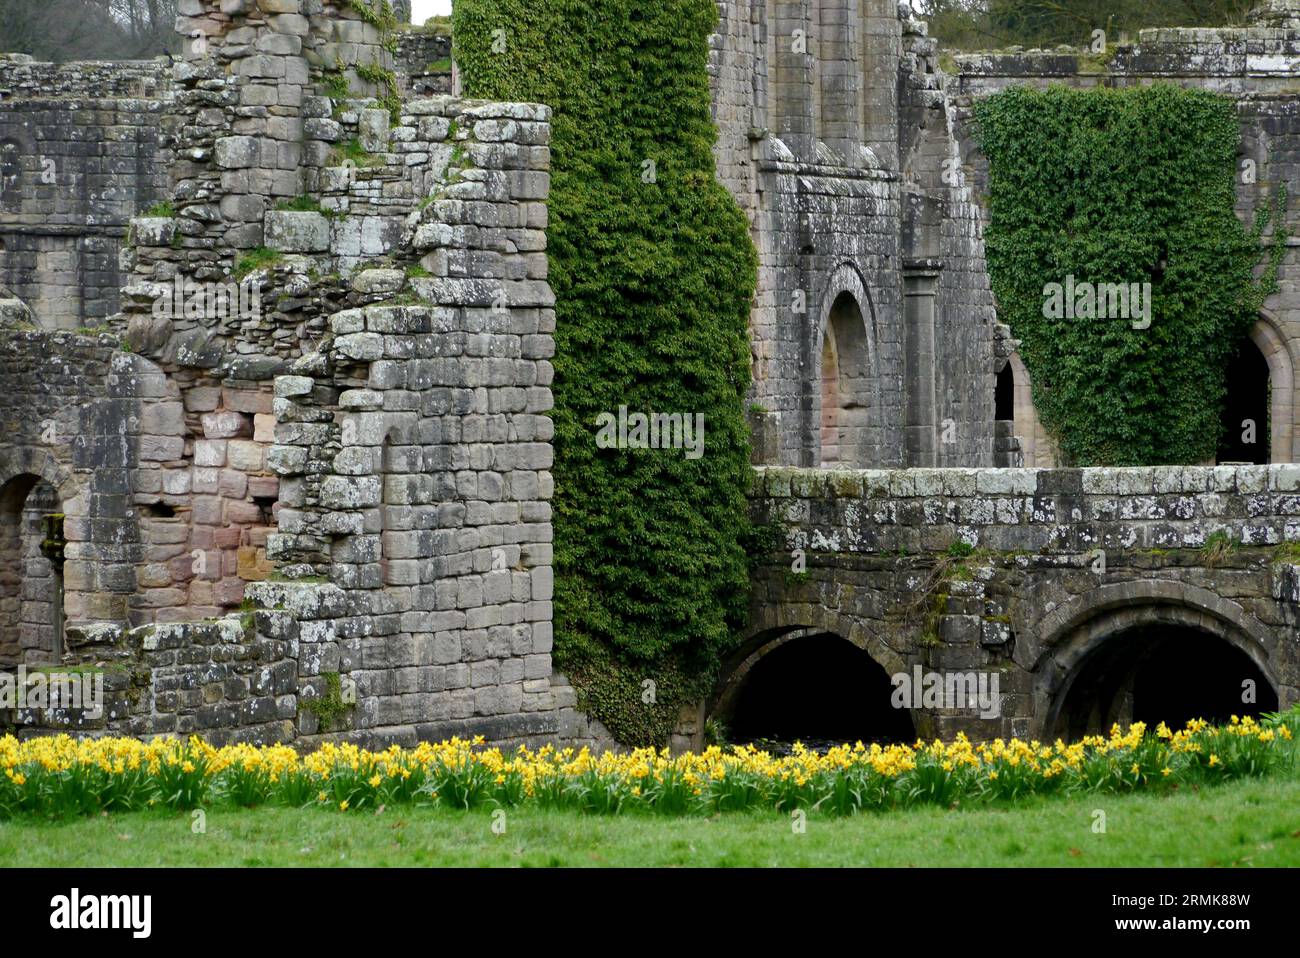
[[903, 257, 940, 467]]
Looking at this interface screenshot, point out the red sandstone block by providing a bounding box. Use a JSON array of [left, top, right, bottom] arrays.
[[248, 475, 279, 499], [214, 577, 246, 606], [167, 554, 199, 583], [223, 387, 273, 415], [188, 579, 214, 606], [226, 499, 264, 525], [139, 588, 187, 609], [214, 525, 242, 549], [219, 469, 249, 498], [192, 496, 224, 525]]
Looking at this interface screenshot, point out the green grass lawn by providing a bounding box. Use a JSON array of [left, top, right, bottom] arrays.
[[3, 767, 1297, 867]]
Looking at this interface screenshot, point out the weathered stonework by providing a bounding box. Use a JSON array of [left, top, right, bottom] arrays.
[[743, 464, 1300, 742]]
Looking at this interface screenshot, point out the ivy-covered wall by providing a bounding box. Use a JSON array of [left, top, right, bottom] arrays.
[[975, 84, 1285, 466], [453, 0, 759, 743]]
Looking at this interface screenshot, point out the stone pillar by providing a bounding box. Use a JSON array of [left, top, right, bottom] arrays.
[[818, 0, 861, 164], [860, 0, 900, 169], [903, 257, 940, 467], [772, 0, 816, 162]]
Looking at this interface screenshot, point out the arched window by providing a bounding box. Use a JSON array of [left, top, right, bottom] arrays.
[[819, 292, 872, 466], [995, 362, 1014, 422]]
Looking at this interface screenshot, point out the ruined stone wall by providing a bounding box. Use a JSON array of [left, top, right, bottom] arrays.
[[1, 33, 605, 747], [708, 1, 998, 471], [745, 464, 1300, 741], [254, 95, 593, 748], [394, 28, 452, 95], [0, 329, 199, 647], [0, 55, 171, 329], [946, 17, 1300, 464]]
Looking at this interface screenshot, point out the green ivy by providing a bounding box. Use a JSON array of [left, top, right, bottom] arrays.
[[301, 672, 355, 732], [454, 0, 758, 745], [976, 84, 1287, 466]]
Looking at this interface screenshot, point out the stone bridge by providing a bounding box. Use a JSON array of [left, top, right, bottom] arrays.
[[726, 464, 1300, 746]]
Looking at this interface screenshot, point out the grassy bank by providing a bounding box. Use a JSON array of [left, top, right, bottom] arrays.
[[3, 764, 1297, 867]]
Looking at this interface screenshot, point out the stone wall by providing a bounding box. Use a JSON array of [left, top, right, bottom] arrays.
[[0, 3, 614, 750], [708, 1, 999, 471], [0, 328, 194, 645], [0, 14, 607, 746], [945, 14, 1300, 465], [256, 94, 594, 748], [0, 55, 171, 329], [394, 28, 452, 95], [743, 464, 1300, 742]]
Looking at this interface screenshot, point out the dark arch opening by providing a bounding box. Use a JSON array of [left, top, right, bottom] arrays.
[[1217, 337, 1270, 465], [726, 633, 915, 748], [0, 474, 65, 667], [1052, 624, 1277, 741], [995, 362, 1014, 421]]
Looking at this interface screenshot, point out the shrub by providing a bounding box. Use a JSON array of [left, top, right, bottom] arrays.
[[976, 84, 1286, 466], [453, 0, 758, 743]]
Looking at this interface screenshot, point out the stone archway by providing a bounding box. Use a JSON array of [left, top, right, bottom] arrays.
[[1218, 330, 1271, 464], [814, 263, 880, 468], [1249, 312, 1294, 463], [1031, 581, 1283, 739], [710, 621, 913, 747], [1002, 353, 1056, 468], [0, 473, 65, 665]]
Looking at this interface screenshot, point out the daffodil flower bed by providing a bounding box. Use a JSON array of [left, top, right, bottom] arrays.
[[2, 711, 1295, 820]]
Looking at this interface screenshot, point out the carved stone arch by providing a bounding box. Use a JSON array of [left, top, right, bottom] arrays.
[[1029, 580, 1285, 736], [0, 446, 81, 510], [814, 263, 880, 467], [711, 600, 908, 723], [1000, 352, 1056, 468], [708, 617, 915, 744], [1250, 310, 1295, 463], [0, 449, 79, 666]]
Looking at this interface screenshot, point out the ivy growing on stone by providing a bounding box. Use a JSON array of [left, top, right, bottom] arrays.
[[454, 0, 758, 744], [976, 84, 1287, 466]]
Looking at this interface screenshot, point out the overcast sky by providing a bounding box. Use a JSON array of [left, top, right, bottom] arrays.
[[411, 0, 453, 22]]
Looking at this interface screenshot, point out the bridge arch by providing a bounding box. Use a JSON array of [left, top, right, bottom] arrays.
[[710, 614, 914, 746], [1032, 581, 1282, 739]]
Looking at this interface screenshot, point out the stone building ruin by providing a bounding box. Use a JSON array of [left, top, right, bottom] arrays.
[[0, 0, 1298, 749]]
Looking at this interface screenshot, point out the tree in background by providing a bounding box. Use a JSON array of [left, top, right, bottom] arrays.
[[919, 0, 1261, 50], [0, 0, 178, 61]]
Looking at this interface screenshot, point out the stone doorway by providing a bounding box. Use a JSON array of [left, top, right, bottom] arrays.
[[1217, 335, 1270, 465], [0, 474, 65, 666]]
